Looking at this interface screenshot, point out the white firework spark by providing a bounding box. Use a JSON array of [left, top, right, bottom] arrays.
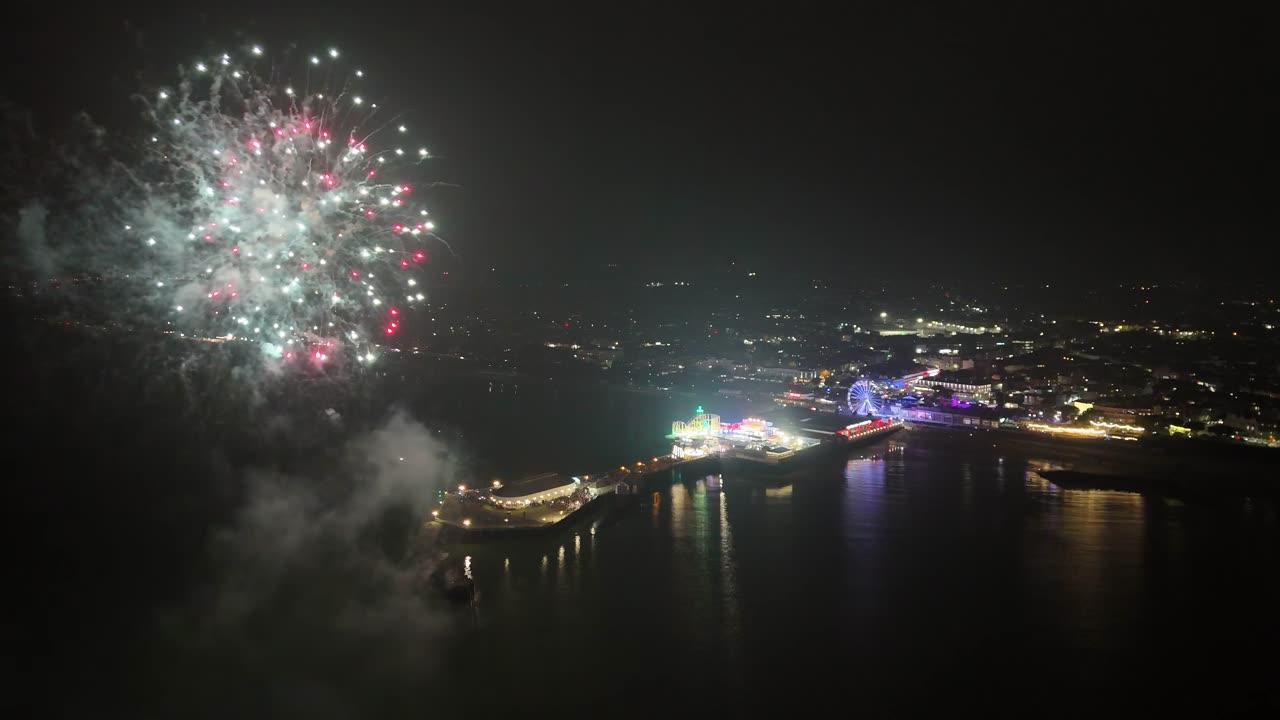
[[120, 44, 442, 368]]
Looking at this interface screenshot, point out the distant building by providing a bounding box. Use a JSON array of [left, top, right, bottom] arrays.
[[585, 477, 624, 498], [897, 406, 1005, 429], [755, 367, 809, 383], [492, 473, 580, 509], [917, 354, 974, 372], [1090, 402, 1156, 423], [910, 370, 995, 405], [1223, 414, 1259, 433], [875, 328, 919, 337]]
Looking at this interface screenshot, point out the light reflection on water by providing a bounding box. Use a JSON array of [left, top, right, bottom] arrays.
[[448, 429, 1278, 709]]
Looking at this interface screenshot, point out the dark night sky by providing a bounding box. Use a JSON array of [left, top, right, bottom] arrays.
[[3, 4, 1272, 280]]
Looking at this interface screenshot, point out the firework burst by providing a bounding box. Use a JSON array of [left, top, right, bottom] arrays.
[[121, 44, 442, 369]]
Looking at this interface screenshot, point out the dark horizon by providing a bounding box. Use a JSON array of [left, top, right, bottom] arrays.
[[2, 5, 1272, 281]]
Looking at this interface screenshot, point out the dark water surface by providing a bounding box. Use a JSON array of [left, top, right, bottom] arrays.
[[415, 381, 1280, 713], [11, 372, 1280, 715]]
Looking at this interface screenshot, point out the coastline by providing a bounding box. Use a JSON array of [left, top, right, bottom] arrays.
[[905, 424, 1280, 500]]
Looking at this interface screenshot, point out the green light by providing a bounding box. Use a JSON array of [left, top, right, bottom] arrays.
[[696, 405, 704, 414]]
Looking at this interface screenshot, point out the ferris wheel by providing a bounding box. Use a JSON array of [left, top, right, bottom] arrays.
[[847, 379, 883, 416]]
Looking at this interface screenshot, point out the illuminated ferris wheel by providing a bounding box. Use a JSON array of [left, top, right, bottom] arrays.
[[848, 379, 883, 416]]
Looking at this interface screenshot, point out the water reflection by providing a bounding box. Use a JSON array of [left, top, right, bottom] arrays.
[[448, 429, 1276, 704], [844, 456, 888, 490], [842, 454, 890, 608], [718, 479, 742, 666], [960, 461, 974, 510], [1019, 468, 1149, 647]]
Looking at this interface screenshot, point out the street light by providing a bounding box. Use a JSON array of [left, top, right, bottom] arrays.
[[463, 519, 471, 527]]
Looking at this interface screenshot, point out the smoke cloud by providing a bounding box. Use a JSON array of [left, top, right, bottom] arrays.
[[144, 410, 467, 717], [15, 202, 51, 277], [3, 44, 445, 378]]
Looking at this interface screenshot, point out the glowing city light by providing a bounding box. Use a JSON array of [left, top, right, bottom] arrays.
[[849, 379, 882, 416], [1025, 423, 1105, 437]]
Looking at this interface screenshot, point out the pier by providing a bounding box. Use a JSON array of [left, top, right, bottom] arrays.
[[432, 453, 716, 534], [431, 412, 900, 536]]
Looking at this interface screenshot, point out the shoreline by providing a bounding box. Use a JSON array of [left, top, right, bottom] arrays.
[[425, 418, 1277, 550], [905, 424, 1280, 500], [1038, 469, 1279, 502]]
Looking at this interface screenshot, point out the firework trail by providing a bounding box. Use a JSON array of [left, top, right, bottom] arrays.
[[32, 44, 444, 371]]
